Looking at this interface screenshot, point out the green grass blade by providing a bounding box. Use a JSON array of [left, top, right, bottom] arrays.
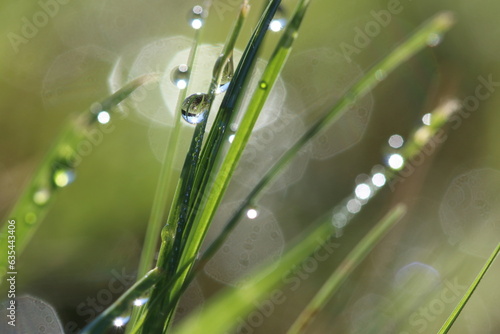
[[173, 204, 404, 334], [287, 205, 407, 334], [175, 0, 286, 293], [0, 74, 159, 281], [80, 268, 161, 334], [193, 15, 457, 281], [437, 243, 500, 334]]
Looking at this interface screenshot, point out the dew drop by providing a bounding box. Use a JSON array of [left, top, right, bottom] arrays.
[[355, 183, 372, 200], [171, 64, 190, 89], [269, 6, 287, 32], [422, 113, 432, 126], [33, 188, 51, 206], [96, 111, 111, 124], [25, 212, 37, 225], [388, 134, 404, 149], [427, 33, 443, 47], [113, 316, 130, 327], [133, 297, 149, 307], [346, 199, 362, 214], [259, 80, 268, 90], [246, 208, 259, 220], [181, 93, 210, 124], [387, 153, 404, 170], [214, 53, 234, 94], [372, 173, 386, 188], [189, 5, 205, 30], [53, 168, 76, 188], [228, 134, 235, 143], [375, 69, 387, 81]]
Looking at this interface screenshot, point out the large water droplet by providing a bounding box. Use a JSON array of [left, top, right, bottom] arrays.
[[53, 168, 76, 188], [171, 64, 190, 89], [269, 6, 287, 32], [214, 54, 234, 94], [189, 5, 205, 30], [181, 93, 210, 124]]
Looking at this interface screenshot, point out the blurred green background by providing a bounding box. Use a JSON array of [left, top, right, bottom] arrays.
[[1, 0, 499, 333]]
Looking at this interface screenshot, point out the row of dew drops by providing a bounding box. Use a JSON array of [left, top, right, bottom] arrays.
[[175, 5, 287, 125], [331, 113, 433, 236]]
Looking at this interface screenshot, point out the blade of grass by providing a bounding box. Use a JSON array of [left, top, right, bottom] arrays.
[[140, 3, 251, 333], [437, 243, 500, 334], [188, 12, 456, 285], [0, 74, 159, 281], [173, 0, 284, 297], [174, 205, 405, 334], [287, 205, 407, 333], [127, 18, 206, 334], [80, 268, 161, 334]]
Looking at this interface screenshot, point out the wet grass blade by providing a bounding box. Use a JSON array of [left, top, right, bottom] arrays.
[[80, 268, 161, 334], [195, 14, 456, 282], [174, 0, 283, 293], [0, 74, 159, 281], [437, 243, 500, 334], [173, 204, 404, 334], [287, 205, 407, 334]]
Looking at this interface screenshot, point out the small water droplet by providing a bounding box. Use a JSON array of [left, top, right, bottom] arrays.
[[427, 33, 442, 47], [113, 316, 130, 327], [228, 134, 235, 143], [388, 134, 404, 149], [53, 168, 76, 188], [181, 93, 210, 124], [189, 5, 205, 30], [33, 188, 51, 206], [386, 153, 404, 170], [422, 113, 432, 126], [269, 6, 287, 32], [96, 111, 111, 124], [346, 199, 362, 214], [372, 173, 386, 188], [214, 53, 234, 94], [133, 297, 149, 307], [171, 64, 190, 89], [246, 208, 259, 220], [375, 69, 387, 81], [25, 212, 37, 225], [355, 183, 372, 200], [259, 80, 268, 90]]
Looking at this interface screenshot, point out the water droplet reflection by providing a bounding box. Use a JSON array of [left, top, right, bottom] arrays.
[[422, 113, 432, 126], [372, 173, 386, 187], [246, 208, 258, 220], [355, 183, 372, 200], [171, 64, 190, 89], [33, 188, 51, 206], [113, 316, 130, 327], [387, 154, 404, 170], [181, 93, 210, 124], [53, 169, 76, 188], [189, 5, 205, 30], [97, 111, 111, 124], [269, 6, 287, 32], [427, 33, 443, 47], [388, 134, 404, 149]]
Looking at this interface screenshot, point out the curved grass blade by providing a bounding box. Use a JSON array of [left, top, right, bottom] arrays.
[[0, 74, 159, 281], [190, 13, 456, 287], [175, 0, 284, 295], [437, 243, 500, 334], [287, 205, 407, 334], [174, 204, 404, 334], [127, 16, 206, 334], [80, 268, 161, 334]]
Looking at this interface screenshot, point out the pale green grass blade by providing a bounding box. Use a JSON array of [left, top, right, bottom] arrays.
[[196, 14, 457, 280], [80, 268, 161, 334], [174, 205, 404, 334], [0, 74, 159, 281], [287, 205, 407, 334], [437, 243, 500, 334]]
